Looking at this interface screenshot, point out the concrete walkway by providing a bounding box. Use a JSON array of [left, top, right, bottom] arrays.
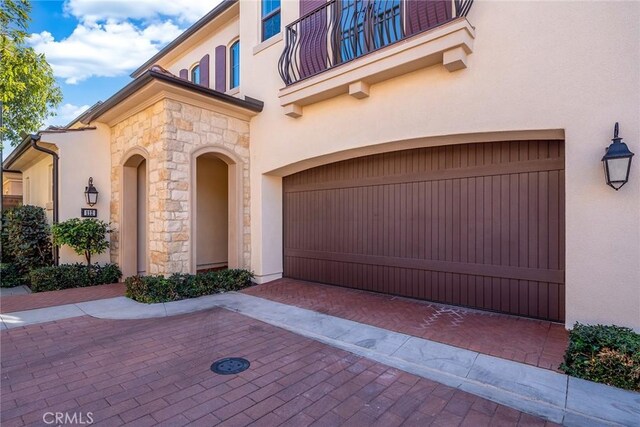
[[1, 293, 638, 426], [0, 285, 31, 297]]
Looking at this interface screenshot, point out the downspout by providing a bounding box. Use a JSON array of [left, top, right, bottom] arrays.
[[29, 134, 59, 265]]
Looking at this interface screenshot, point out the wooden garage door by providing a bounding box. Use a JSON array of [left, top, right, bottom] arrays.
[[283, 140, 565, 321]]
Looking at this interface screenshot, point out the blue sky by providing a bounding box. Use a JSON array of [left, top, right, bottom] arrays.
[[4, 0, 222, 158], [30, 1, 129, 121]]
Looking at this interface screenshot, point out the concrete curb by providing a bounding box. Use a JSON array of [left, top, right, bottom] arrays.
[[1, 293, 638, 426]]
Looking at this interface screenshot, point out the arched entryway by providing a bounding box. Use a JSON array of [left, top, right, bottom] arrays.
[[121, 151, 148, 277], [191, 147, 243, 272]]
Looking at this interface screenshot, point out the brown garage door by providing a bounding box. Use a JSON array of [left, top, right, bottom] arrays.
[[283, 140, 565, 321]]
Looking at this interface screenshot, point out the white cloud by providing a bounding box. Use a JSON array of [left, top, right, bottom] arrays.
[[45, 103, 91, 127], [27, 0, 223, 84], [64, 0, 221, 24], [29, 20, 183, 84]]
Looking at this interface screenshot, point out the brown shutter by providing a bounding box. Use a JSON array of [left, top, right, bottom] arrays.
[[299, 0, 327, 79], [199, 54, 210, 87], [179, 68, 188, 79], [406, 0, 452, 36], [215, 45, 226, 91], [300, 0, 324, 14]]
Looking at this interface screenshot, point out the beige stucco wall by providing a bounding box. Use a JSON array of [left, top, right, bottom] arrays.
[[164, 16, 239, 93], [110, 98, 250, 276], [233, 1, 640, 329], [20, 154, 53, 223], [196, 155, 228, 269], [3, 172, 22, 196], [136, 160, 147, 274], [44, 126, 112, 265], [12, 126, 112, 265]]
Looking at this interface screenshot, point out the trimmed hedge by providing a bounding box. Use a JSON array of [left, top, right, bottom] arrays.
[[125, 269, 254, 303], [560, 323, 640, 391], [29, 263, 122, 292], [0, 263, 28, 288]]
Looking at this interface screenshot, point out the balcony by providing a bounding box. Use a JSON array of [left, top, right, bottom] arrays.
[[278, 0, 475, 117]]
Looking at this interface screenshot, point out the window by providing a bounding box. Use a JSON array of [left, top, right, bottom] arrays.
[[230, 41, 240, 89], [262, 0, 281, 41], [191, 64, 201, 84]]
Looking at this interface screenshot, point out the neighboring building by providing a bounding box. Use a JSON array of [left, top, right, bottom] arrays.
[[3, 124, 111, 265], [2, 171, 23, 210], [2, 171, 22, 196], [4, 0, 638, 331]]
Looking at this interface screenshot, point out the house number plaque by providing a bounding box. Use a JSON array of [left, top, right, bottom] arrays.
[[81, 208, 98, 218]]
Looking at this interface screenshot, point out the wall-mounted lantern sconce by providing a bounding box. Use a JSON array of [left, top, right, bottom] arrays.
[[84, 177, 99, 206], [602, 122, 634, 190]]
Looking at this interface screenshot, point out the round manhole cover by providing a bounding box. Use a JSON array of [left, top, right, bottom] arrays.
[[210, 357, 250, 375]]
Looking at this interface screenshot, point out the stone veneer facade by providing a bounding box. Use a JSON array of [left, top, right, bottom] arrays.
[[110, 98, 251, 275]]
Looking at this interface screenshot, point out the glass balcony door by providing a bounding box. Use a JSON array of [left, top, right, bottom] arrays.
[[338, 0, 402, 64]]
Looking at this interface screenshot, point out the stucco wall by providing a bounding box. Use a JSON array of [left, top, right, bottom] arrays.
[[54, 126, 112, 265], [196, 155, 228, 269], [235, 1, 639, 329], [20, 155, 53, 224], [15, 126, 112, 265], [110, 98, 250, 276], [165, 16, 239, 93], [2, 172, 22, 196], [136, 160, 147, 274]]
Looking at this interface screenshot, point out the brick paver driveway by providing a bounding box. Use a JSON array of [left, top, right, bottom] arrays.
[[0, 283, 126, 314], [243, 279, 568, 371], [1, 308, 557, 426]]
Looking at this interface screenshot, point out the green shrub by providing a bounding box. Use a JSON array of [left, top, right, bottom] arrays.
[[95, 263, 123, 285], [125, 275, 178, 304], [52, 218, 111, 266], [126, 269, 254, 303], [0, 263, 27, 287], [29, 263, 122, 292], [2, 205, 53, 273], [169, 273, 203, 299], [560, 323, 640, 391], [1, 211, 14, 263]]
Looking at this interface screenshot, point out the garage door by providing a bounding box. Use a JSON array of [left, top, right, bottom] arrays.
[[283, 140, 565, 321]]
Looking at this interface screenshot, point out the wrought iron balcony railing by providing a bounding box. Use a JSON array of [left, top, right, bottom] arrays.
[[278, 0, 474, 86]]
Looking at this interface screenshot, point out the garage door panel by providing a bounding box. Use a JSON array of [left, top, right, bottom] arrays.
[[283, 140, 565, 321]]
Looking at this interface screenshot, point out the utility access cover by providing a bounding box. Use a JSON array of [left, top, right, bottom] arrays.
[[210, 357, 250, 375]]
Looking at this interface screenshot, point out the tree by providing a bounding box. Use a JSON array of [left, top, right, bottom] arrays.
[[1, 0, 62, 147], [52, 219, 112, 267], [1, 0, 29, 41]]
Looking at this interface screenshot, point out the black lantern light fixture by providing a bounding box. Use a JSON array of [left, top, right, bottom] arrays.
[[602, 122, 634, 190], [84, 177, 99, 206]]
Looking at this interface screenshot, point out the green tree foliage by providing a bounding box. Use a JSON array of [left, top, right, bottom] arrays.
[[2, 205, 53, 273], [1, 0, 29, 41], [52, 218, 111, 267], [1, 0, 62, 147]]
